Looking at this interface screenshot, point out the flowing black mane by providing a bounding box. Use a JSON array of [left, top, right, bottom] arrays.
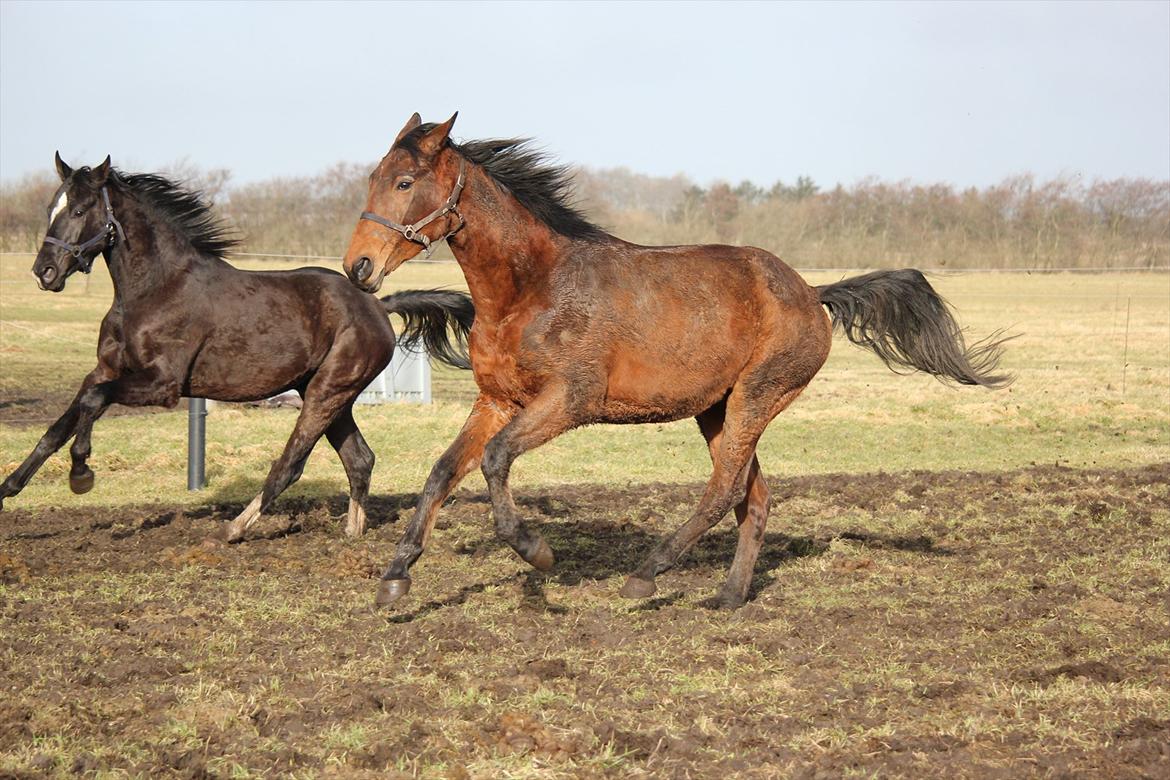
[[111, 169, 239, 258], [398, 124, 606, 241]]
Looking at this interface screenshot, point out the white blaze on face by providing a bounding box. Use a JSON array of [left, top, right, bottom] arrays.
[[49, 190, 68, 226]]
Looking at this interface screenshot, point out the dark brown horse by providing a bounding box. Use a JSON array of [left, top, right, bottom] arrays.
[[343, 114, 1010, 608], [0, 154, 474, 541]]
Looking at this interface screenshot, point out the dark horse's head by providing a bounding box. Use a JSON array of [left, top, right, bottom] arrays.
[[343, 112, 463, 293], [33, 153, 118, 292]]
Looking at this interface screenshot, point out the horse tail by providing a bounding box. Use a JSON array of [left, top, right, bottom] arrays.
[[816, 269, 1012, 388], [380, 289, 475, 370]]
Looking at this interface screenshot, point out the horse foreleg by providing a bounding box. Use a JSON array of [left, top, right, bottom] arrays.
[[66, 384, 116, 494], [376, 395, 514, 605], [0, 368, 113, 509], [480, 385, 576, 574]]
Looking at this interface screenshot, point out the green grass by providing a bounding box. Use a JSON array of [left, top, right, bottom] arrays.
[[2, 253, 1167, 511]]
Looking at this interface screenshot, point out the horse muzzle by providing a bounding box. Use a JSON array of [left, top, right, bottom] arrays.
[[31, 258, 68, 292]]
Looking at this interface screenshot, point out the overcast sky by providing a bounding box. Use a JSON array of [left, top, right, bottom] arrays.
[[1, 1, 1167, 190]]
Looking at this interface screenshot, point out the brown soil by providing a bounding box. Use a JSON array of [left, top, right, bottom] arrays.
[[1, 463, 1167, 778]]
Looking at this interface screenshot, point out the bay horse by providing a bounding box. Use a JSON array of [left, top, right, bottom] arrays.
[[0, 154, 474, 541], [343, 114, 1010, 608]]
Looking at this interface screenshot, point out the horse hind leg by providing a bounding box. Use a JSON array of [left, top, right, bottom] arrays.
[[324, 406, 375, 537], [689, 403, 773, 608], [620, 384, 803, 606], [222, 385, 348, 543], [718, 456, 770, 608]]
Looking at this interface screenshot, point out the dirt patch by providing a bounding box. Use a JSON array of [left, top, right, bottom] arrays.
[[1, 463, 1168, 777]]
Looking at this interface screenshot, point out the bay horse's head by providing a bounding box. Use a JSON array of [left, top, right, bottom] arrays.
[[344, 112, 464, 292], [33, 153, 125, 292]]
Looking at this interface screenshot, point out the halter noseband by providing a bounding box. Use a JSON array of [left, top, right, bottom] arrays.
[[42, 187, 128, 273], [359, 159, 466, 257]]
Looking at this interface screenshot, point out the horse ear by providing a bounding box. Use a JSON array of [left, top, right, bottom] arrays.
[[54, 151, 73, 182], [91, 155, 112, 186], [418, 112, 458, 156], [393, 112, 423, 147]]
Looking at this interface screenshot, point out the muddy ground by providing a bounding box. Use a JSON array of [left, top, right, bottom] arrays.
[[1, 464, 1167, 778]]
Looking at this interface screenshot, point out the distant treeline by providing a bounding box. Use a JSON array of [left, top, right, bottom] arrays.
[[2, 161, 1166, 269]]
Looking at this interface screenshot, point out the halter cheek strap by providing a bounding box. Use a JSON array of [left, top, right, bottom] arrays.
[[42, 187, 128, 273], [360, 159, 466, 258]]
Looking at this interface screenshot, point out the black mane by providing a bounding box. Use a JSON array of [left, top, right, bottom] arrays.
[[111, 169, 239, 258], [399, 124, 606, 241]]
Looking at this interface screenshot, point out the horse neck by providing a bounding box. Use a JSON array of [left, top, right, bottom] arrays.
[[446, 166, 567, 323], [102, 188, 197, 302]]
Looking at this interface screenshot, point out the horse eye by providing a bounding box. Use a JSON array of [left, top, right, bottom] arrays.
[[397, 180, 413, 191], [72, 208, 85, 217]]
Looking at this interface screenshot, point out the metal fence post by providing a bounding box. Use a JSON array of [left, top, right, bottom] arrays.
[[187, 398, 207, 490]]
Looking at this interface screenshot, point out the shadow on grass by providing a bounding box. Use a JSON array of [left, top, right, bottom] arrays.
[[176, 476, 953, 611], [188, 476, 419, 535]]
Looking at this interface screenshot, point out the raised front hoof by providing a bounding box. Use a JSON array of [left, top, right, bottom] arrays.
[[69, 468, 95, 495], [618, 576, 657, 600], [524, 538, 555, 572], [375, 578, 411, 607]]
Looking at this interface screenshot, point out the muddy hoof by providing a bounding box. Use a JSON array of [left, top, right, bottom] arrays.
[[375, 578, 411, 607], [619, 576, 657, 599], [69, 468, 95, 495], [525, 538, 555, 572], [713, 590, 746, 610], [216, 524, 242, 544]]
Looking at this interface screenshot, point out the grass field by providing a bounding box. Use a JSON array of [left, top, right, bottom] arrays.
[[2, 255, 1167, 509], [1, 254, 1168, 778]]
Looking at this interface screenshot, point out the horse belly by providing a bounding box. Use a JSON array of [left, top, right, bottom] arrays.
[[599, 347, 738, 424], [187, 334, 316, 402]]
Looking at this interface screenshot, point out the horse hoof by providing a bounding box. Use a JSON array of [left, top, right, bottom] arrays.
[[526, 538, 555, 572], [344, 503, 367, 538], [69, 469, 95, 495], [618, 576, 657, 599], [714, 590, 746, 610], [375, 578, 411, 607], [217, 524, 242, 544]]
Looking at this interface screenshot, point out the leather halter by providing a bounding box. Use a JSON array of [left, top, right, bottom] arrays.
[[360, 158, 466, 257], [43, 187, 128, 273]]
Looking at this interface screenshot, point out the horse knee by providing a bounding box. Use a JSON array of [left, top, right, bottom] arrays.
[[481, 439, 510, 485], [423, 454, 457, 495]]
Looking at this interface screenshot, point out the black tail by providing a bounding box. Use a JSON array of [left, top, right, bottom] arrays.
[[380, 289, 475, 370], [817, 269, 1012, 388]]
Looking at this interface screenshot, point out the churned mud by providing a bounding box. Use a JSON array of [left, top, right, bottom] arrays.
[[1, 464, 1167, 778]]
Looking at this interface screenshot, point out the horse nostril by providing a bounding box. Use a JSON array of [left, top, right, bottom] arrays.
[[353, 256, 373, 282], [39, 266, 58, 283]]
